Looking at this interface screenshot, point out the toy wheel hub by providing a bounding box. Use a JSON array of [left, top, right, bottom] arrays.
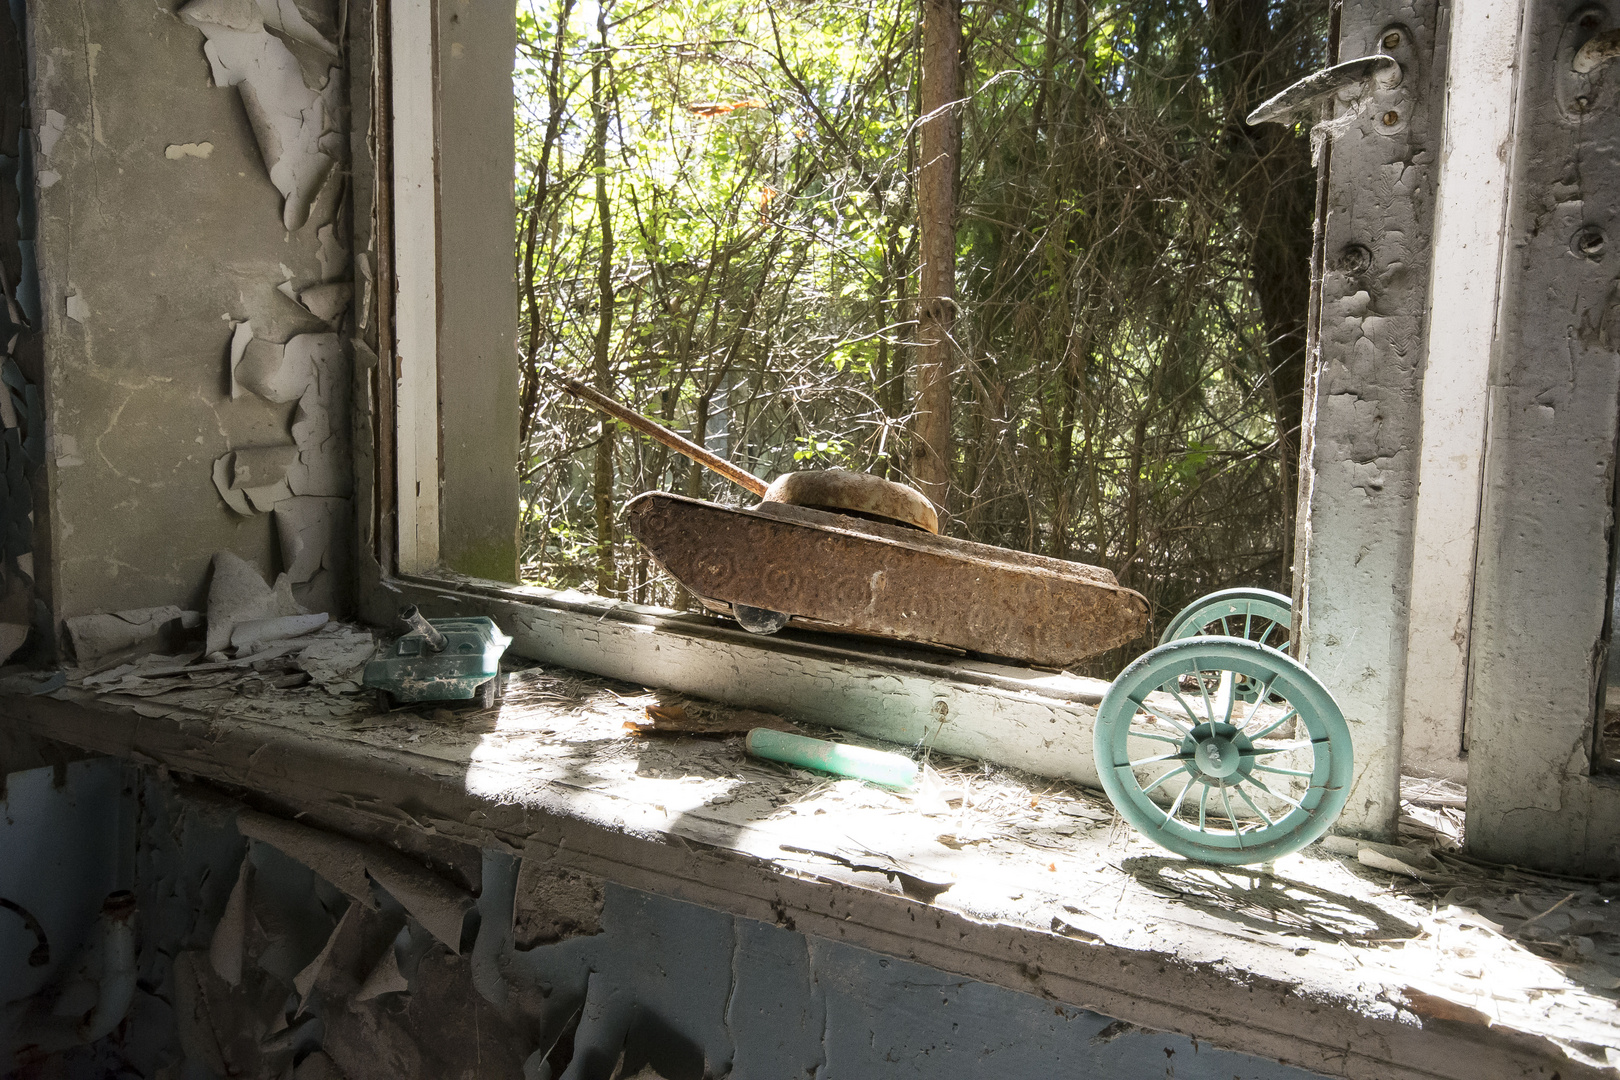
[[1195, 736, 1239, 778], [1184, 722, 1249, 780]]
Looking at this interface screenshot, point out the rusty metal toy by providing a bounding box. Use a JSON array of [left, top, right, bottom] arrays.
[[556, 374, 1351, 864]]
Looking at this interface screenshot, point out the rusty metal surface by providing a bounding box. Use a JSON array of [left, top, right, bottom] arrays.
[[762, 468, 940, 534], [625, 492, 1149, 668]]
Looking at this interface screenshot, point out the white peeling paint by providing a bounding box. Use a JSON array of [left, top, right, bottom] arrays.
[[213, 453, 253, 515], [37, 110, 67, 157], [1402, 0, 1527, 779], [227, 320, 253, 399], [164, 142, 215, 159], [392, 0, 442, 574], [53, 434, 83, 468], [178, 0, 343, 230], [217, 333, 349, 517], [63, 291, 88, 323]]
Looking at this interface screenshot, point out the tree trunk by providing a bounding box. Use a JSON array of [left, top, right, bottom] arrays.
[[1209, 0, 1317, 589], [516, 0, 578, 452], [590, 5, 618, 597], [913, 0, 960, 516]]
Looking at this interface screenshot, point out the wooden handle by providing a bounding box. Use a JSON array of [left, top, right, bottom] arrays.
[[554, 375, 770, 498]]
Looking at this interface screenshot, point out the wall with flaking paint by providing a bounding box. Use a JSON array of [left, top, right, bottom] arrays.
[[21, 0, 356, 647], [1294, 0, 1448, 840], [1, 763, 1329, 1080], [0, 0, 50, 663]]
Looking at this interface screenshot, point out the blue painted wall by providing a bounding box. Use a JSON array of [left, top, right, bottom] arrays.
[[501, 879, 1327, 1080], [1, 763, 1329, 1079]]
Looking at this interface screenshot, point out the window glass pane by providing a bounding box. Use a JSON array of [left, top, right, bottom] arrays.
[[511, 0, 1322, 675]]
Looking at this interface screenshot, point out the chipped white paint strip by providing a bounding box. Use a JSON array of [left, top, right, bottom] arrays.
[[1402, 0, 1526, 779], [391, 0, 441, 574], [381, 577, 1113, 787]]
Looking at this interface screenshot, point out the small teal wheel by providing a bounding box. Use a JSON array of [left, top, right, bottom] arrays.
[[1093, 637, 1351, 865], [1160, 587, 1292, 651]]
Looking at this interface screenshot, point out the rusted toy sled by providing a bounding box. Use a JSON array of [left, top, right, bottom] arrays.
[[555, 374, 1352, 866]]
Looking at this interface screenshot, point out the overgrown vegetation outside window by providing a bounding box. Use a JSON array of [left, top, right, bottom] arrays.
[[513, 0, 1323, 672]]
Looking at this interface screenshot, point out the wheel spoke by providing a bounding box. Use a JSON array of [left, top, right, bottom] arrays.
[[1135, 702, 1195, 736], [1248, 708, 1299, 741], [1253, 763, 1314, 779], [1197, 782, 1210, 832], [1219, 671, 1237, 726], [1126, 728, 1186, 746], [1234, 782, 1275, 827], [1129, 750, 1193, 768], [1238, 676, 1278, 729], [1220, 783, 1243, 846], [1245, 775, 1305, 811], [1140, 766, 1185, 797], [1167, 689, 1207, 729], [1244, 740, 1312, 756], [1195, 670, 1218, 728], [1163, 776, 1194, 822]]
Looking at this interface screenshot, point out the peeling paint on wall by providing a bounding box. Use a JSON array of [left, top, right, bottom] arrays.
[[161, 0, 356, 616], [164, 141, 215, 160], [0, 0, 44, 664], [13, 775, 1321, 1080], [179, 0, 345, 233]]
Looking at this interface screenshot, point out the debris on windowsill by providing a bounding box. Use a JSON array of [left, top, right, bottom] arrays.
[[8, 647, 1620, 1069], [28, 550, 382, 724], [1304, 772, 1620, 1018], [777, 841, 954, 901], [1399, 774, 1466, 851], [624, 700, 800, 738], [49, 617, 380, 724]]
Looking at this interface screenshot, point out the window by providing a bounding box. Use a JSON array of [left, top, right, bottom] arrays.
[[371, 0, 1620, 871], [370, 1, 1126, 792]]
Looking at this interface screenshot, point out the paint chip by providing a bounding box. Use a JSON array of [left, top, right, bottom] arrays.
[[37, 110, 67, 157], [244, 477, 293, 512], [298, 281, 350, 325], [181, 0, 341, 230], [231, 444, 297, 489], [355, 942, 409, 1001], [213, 453, 253, 515], [165, 141, 215, 159], [36, 171, 60, 190], [64, 292, 89, 323], [53, 434, 83, 468], [316, 224, 347, 280], [210, 856, 250, 987], [228, 320, 254, 398]]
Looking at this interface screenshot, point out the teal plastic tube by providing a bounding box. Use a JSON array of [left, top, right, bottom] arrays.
[[745, 728, 919, 790]]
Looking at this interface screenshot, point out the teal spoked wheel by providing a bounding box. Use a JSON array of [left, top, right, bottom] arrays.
[[1094, 637, 1351, 865], [1160, 587, 1293, 651]]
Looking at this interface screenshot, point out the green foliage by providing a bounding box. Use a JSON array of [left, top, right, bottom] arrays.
[[514, 0, 1324, 670]]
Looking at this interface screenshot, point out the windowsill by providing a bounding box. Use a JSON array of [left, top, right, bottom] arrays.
[[6, 665, 1618, 1080], [365, 568, 1122, 789], [393, 568, 1116, 697]]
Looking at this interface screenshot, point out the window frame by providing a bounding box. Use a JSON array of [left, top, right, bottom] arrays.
[[361, 0, 1123, 789]]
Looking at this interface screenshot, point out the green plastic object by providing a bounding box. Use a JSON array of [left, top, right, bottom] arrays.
[[363, 613, 512, 707], [1160, 587, 1293, 651], [1093, 636, 1352, 865], [745, 728, 919, 790]]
